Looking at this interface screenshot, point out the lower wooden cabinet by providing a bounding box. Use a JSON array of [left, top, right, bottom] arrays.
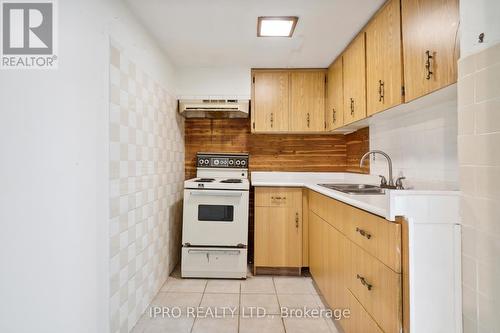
[[308, 190, 403, 333], [254, 188, 303, 269], [254, 188, 404, 332]]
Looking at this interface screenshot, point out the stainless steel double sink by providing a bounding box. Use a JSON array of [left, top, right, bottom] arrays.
[[318, 183, 386, 195]]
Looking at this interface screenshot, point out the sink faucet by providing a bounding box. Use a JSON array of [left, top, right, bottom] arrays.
[[359, 150, 396, 189]]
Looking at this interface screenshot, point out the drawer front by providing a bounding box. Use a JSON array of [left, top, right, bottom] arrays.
[[344, 205, 401, 272], [350, 243, 402, 333], [342, 289, 384, 333], [308, 190, 344, 232], [255, 187, 302, 207]]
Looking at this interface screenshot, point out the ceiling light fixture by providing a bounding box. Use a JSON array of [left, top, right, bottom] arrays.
[[257, 16, 298, 37]]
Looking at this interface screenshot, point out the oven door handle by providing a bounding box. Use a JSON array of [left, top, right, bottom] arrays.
[[190, 191, 243, 197], [187, 249, 241, 255]]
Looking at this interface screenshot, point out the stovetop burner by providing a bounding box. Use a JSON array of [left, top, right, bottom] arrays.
[[195, 178, 215, 183], [220, 179, 243, 184]]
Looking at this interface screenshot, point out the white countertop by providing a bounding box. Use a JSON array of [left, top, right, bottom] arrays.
[[250, 172, 460, 222]]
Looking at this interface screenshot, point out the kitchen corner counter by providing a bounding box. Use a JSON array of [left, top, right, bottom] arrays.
[[250, 171, 460, 222]]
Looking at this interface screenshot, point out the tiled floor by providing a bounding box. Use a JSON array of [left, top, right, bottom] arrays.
[[132, 267, 340, 333]]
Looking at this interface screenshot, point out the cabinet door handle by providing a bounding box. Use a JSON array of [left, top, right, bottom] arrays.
[[295, 212, 299, 228], [350, 98, 355, 116], [425, 50, 434, 80], [332, 108, 336, 123], [355, 227, 371, 239], [378, 80, 385, 102], [270, 112, 274, 128], [306, 113, 310, 127], [356, 274, 373, 291], [271, 196, 286, 200]]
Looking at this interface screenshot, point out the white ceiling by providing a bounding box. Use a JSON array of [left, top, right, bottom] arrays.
[[125, 0, 385, 68]]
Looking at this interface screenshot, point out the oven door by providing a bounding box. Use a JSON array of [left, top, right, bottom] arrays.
[[182, 189, 249, 246]]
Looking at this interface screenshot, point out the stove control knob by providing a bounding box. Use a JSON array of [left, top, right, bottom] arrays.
[[205, 159, 210, 165], [235, 160, 241, 165], [241, 160, 246, 166], [199, 159, 204, 165], [229, 160, 234, 165], [213, 160, 219, 165]]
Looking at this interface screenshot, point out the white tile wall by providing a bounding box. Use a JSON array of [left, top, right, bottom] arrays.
[[369, 99, 459, 189], [458, 42, 500, 333], [108, 42, 184, 333]]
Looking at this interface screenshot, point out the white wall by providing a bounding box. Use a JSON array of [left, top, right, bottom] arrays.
[[0, 1, 176, 332], [108, 43, 184, 333], [368, 91, 459, 190], [176, 66, 251, 99], [460, 0, 500, 58], [458, 42, 500, 333]]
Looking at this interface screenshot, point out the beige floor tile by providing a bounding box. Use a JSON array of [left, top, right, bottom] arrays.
[[241, 293, 281, 315], [205, 279, 241, 294], [283, 317, 332, 333], [274, 277, 317, 294], [278, 294, 325, 310], [131, 316, 195, 333], [149, 292, 203, 313], [200, 293, 240, 315], [240, 277, 275, 294], [163, 277, 207, 293], [191, 317, 238, 333], [239, 315, 285, 333]]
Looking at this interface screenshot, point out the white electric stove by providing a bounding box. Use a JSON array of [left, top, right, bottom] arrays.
[[181, 152, 249, 279]]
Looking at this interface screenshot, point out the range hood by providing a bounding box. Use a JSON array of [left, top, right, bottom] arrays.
[[178, 99, 249, 118]]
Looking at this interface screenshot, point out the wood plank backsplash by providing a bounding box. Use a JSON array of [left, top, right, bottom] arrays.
[[185, 118, 368, 179], [346, 127, 370, 174]]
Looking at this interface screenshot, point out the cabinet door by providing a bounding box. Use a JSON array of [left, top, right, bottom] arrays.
[[343, 33, 367, 125], [325, 224, 351, 312], [326, 57, 344, 130], [350, 244, 402, 333], [254, 189, 302, 268], [252, 71, 289, 132], [309, 211, 326, 290], [366, 0, 403, 116], [402, 0, 459, 101], [290, 71, 326, 132]]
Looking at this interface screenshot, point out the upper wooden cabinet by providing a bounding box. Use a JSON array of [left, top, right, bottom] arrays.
[[252, 71, 289, 132], [326, 57, 344, 130], [343, 33, 367, 125], [366, 0, 404, 116], [290, 71, 326, 132], [401, 0, 459, 102], [253, 0, 459, 132], [252, 69, 326, 133]]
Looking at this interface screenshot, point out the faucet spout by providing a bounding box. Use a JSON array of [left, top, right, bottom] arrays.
[[359, 150, 394, 188]]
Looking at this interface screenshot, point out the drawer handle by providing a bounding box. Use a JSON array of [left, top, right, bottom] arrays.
[[356, 274, 373, 291], [425, 50, 434, 80], [271, 196, 286, 200], [356, 227, 371, 239]]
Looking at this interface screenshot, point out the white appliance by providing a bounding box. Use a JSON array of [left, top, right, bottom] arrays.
[[181, 152, 249, 279], [178, 99, 249, 118]]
